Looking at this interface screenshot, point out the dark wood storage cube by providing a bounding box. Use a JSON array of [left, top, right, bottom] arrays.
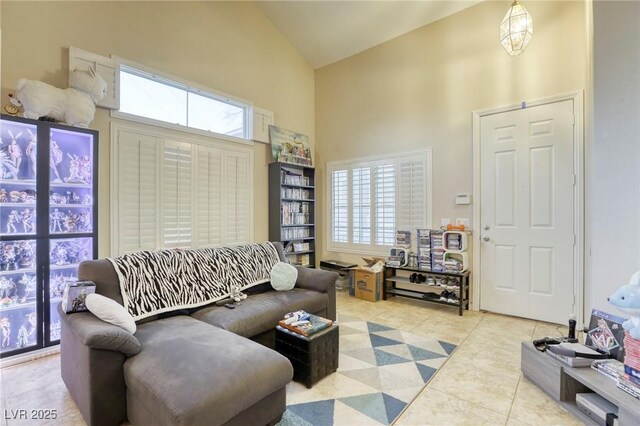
[[275, 325, 339, 388]]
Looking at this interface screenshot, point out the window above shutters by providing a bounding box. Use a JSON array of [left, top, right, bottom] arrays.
[[327, 150, 432, 255]]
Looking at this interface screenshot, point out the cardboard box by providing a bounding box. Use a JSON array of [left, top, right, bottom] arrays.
[[349, 268, 382, 302]]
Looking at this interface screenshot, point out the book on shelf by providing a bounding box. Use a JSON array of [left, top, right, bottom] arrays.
[[281, 167, 311, 186], [277, 314, 332, 337], [617, 375, 640, 399], [281, 226, 310, 240], [591, 358, 625, 381]]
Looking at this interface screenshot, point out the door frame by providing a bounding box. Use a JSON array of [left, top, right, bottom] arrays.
[[472, 91, 585, 325]]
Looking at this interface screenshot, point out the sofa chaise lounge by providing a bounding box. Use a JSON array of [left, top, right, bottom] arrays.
[[59, 242, 338, 426]]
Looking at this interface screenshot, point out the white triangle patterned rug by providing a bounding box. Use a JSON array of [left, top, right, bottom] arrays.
[[277, 314, 457, 426]]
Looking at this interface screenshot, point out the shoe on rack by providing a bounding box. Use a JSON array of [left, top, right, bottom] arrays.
[[427, 277, 436, 286], [417, 274, 426, 283], [447, 293, 459, 304], [439, 290, 450, 302], [410, 273, 417, 283]]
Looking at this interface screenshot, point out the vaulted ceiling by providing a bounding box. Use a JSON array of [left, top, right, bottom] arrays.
[[257, 1, 483, 69]]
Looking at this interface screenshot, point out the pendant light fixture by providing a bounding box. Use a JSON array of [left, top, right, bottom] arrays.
[[499, 0, 533, 56]]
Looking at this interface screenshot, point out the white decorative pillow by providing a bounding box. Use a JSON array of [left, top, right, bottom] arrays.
[[270, 262, 298, 291], [85, 293, 137, 334]]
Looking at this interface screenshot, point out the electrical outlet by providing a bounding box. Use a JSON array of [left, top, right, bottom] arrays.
[[440, 218, 451, 227], [456, 218, 470, 228]]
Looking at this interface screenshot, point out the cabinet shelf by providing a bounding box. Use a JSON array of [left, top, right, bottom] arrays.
[[50, 182, 92, 189], [385, 288, 468, 308], [270, 162, 316, 268], [280, 183, 314, 189], [282, 237, 315, 242], [0, 203, 37, 208], [1, 114, 98, 358], [0, 268, 36, 276], [0, 179, 37, 185]]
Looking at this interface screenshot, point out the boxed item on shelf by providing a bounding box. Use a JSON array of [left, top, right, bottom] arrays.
[[62, 281, 95, 313], [443, 231, 468, 252]]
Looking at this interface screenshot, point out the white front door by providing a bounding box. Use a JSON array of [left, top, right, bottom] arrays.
[[479, 100, 575, 324]]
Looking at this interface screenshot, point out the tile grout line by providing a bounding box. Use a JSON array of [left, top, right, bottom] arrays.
[[503, 320, 542, 425]]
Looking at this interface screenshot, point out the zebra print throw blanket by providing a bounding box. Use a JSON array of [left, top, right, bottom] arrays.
[[108, 242, 280, 320]]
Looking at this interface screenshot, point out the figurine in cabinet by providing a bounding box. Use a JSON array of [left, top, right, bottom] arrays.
[[0, 276, 16, 299], [1, 317, 10, 348], [17, 241, 35, 269], [50, 140, 63, 182], [16, 324, 29, 348], [6, 210, 20, 233], [6, 131, 23, 173], [50, 275, 65, 299], [26, 129, 37, 179], [19, 274, 36, 302], [63, 211, 77, 232], [1, 151, 19, 179], [21, 208, 34, 233], [82, 194, 93, 205], [65, 154, 83, 183], [2, 244, 17, 270], [80, 155, 91, 183], [9, 191, 20, 202], [50, 208, 66, 232], [0, 188, 6, 202]]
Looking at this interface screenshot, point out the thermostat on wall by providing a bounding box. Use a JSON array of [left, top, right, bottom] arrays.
[[455, 194, 471, 205]]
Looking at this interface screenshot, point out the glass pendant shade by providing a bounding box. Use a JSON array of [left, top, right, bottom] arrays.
[[500, 0, 533, 56]]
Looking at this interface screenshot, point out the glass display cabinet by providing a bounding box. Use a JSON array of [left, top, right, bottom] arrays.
[[0, 115, 98, 357]]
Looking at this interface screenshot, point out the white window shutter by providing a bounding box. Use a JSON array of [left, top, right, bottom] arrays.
[[69, 46, 119, 110], [163, 140, 192, 248], [352, 167, 371, 244], [397, 157, 426, 232], [374, 163, 396, 245], [195, 145, 223, 247], [223, 151, 251, 245], [116, 130, 158, 254], [330, 169, 349, 243]]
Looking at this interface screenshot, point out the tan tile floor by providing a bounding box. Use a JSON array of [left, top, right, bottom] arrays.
[[0, 291, 579, 426]]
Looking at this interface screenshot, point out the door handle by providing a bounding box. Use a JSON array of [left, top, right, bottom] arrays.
[[483, 225, 490, 231], [482, 236, 490, 242]]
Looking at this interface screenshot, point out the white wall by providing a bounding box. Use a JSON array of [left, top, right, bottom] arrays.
[[0, 1, 315, 257], [315, 1, 588, 278], [587, 1, 640, 317]]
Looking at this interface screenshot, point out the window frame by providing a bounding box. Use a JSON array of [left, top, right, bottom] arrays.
[[111, 57, 254, 146], [326, 149, 433, 255]]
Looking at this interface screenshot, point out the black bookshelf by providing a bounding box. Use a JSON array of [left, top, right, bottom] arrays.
[[269, 162, 316, 268]]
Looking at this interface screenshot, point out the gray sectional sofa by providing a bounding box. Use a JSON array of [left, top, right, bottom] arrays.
[[59, 243, 338, 426]]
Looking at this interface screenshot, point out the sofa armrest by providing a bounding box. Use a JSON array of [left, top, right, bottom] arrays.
[[58, 304, 141, 356], [294, 267, 338, 320]]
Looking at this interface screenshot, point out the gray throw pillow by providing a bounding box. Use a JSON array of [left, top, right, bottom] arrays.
[[270, 262, 298, 291]]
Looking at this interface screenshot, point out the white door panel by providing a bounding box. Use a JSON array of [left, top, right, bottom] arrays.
[[480, 100, 575, 324]]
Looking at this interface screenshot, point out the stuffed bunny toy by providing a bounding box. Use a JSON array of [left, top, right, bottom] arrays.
[[11, 68, 107, 128]]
